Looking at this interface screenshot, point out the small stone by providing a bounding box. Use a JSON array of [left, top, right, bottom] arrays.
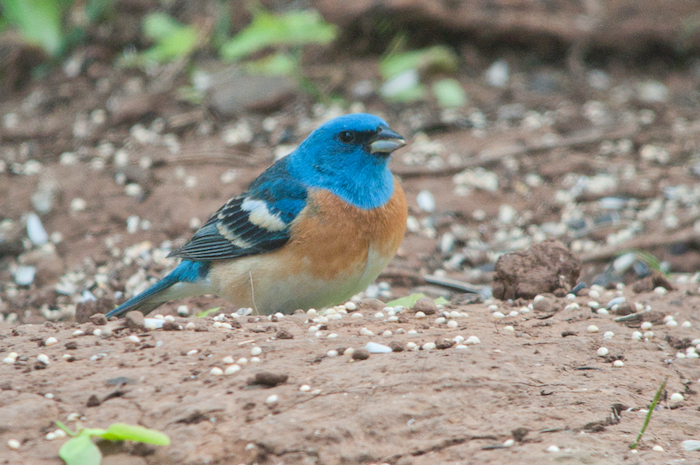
[[388, 341, 404, 352], [597, 347, 609, 357], [251, 346, 262, 356], [37, 353, 50, 365], [45, 337, 58, 346], [249, 372, 288, 387], [125, 311, 145, 331], [666, 319, 678, 327], [587, 325, 599, 333], [546, 445, 560, 453], [265, 394, 279, 405], [416, 190, 436, 213], [422, 342, 437, 351], [651, 445, 664, 452], [210, 367, 224, 376], [412, 297, 438, 315], [533, 297, 553, 313], [224, 364, 241, 375], [7, 439, 21, 450], [670, 393, 684, 402], [352, 349, 370, 361], [641, 322, 653, 330], [613, 360, 624, 367], [89, 313, 108, 325], [365, 342, 392, 353], [465, 336, 481, 345]]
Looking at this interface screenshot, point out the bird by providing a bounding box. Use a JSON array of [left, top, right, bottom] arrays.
[[106, 113, 408, 318]]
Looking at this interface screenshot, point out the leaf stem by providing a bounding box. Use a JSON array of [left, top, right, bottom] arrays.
[[630, 376, 667, 449]]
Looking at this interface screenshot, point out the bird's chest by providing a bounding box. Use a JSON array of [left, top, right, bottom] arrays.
[[285, 181, 407, 281]]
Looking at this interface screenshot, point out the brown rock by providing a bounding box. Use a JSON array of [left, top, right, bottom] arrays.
[[75, 298, 116, 323], [89, 313, 108, 326], [351, 348, 370, 361], [162, 321, 180, 331], [360, 298, 386, 310], [614, 302, 635, 316], [632, 270, 674, 294], [492, 239, 581, 301], [412, 297, 438, 315], [436, 339, 455, 350], [533, 297, 554, 313], [124, 311, 145, 331], [248, 372, 288, 387], [276, 330, 293, 339], [388, 341, 404, 352]]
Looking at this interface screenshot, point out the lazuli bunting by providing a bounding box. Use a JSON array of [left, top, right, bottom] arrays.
[[106, 113, 407, 317]]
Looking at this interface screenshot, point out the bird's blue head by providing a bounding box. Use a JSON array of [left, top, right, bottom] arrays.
[[286, 113, 405, 209]]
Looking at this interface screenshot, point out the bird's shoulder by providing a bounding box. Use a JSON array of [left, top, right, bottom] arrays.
[[169, 158, 309, 261]]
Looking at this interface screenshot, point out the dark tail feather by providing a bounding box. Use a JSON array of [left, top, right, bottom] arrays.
[[106, 261, 210, 319], [106, 275, 178, 319]]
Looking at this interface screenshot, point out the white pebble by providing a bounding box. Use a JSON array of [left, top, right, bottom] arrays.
[[374, 312, 384, 319], [455, 344, 468, 350], [597, 347, 609, 357], [603, 331, 615, 339], [566, 294, 576, 300], [406, 342, 418, 350], [210, 367, 224, 376], [344, 301, 357, 311], [7, 439, 20, 450], [653, 287, 668, 295], [488, 304, 499, 311], [265, 394, 279, 405], [682, 321, 692, 328], [72, 330, 84, 336], [416, 190, 436, 212], [45, 393, 54, 399], [308, 325, 319, 332], [93, 329, 103, 337], [453, 335, 465, 344], [503, 326, 515, 332], [382, 330, 393, 337], [652, 445, 664, 452], [640, 322, 653, 330], [447, 320, 458, 328], [250, 357, 261, 363], [465, 336, 481, 345], [222, 356, 235, 364], [492, 311, 505, 319], [508, 310, 519, 317], [70, 198, 87, 212], [670, 393, 684, 402], [177, 305, 189, 316], [37, 354, 50, 365], [588, 301, 600, 309], [360, 327, 374, 336], [251, 347, 262, 356], [564, 303, 579, 310], [435, 317, 447, 324], [644, 331, 654, 339], [407, 329, 418, 335], [343, 347, 354, 356], [546, 445, 560, 453], [327, 350, 338, 357], [237, 357, 248, 365], [588, 290, 600, 299], [351, 312, 364, 319], [2, 357, 15, 364], [666, 320, 678, 327], [587, 325, 599, 333], [422, 342, 436, 351], [503, 439, 515, 447], [613, 360, 624, 367], [596, 308, 609, 315], [366, 342, 392, 353], [127, 335, 140, 344], [185, 322, 195, 330], [187, 349, 198, 356], [677, 352, 686, 359], [224, 364, 241, 375], [299, 385, 311, 392]]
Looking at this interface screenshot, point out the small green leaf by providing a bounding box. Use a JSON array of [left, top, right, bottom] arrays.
[[100, 423, 170, 445], [59, 434, 102, 465], [0, 0, 66, 56], [379, 45, 458, 79], [385, 293, 426, 308], [196, 306, 221, 318], [220, 9, 337, 62], [433, 296, 450, 306], [432, 78, 467, 108], [139, 12, 199, 64]]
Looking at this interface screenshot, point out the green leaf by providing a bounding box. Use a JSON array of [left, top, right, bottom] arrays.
[[196, 306, 221, 318], [220, 9, 337, 62], [139, 12, 199, 64], [59, 434, 102, 465], [0, 0, 66, 56], [99, 423, 170, 445], [385, 293, 426, 308], [379, 45, 458, 79], [433, 296, 450, 306], [432, 78, 467, 108]]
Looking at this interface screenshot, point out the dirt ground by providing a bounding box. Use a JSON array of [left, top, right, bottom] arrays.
[[3, 4, 700, 465]]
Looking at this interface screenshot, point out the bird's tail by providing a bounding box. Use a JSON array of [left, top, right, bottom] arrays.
[[106, 261, 210, 318]]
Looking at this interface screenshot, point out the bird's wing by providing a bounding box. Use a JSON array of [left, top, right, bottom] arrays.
[[168, 159, 308, 261]]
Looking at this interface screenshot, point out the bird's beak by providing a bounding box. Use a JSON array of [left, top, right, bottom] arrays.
[[370, 126, 406, 154]]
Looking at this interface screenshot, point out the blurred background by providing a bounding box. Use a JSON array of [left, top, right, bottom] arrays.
[[2, 0, 700, 322]]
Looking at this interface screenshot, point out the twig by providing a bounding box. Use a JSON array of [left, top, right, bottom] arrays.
[[630, 377, 667, 449], [580, 228, 700, 263]]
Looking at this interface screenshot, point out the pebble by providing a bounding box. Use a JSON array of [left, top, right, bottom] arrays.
[[682, 321, 692, 328], [265, 394, 279, 405], [352, 349, 370, 360], [682, 440, 700, 451], [343, 348, 354, 356], [210, 367, 224, 376], [7, 439, 20, 450], [504, 326, 515, 332], [406, 342, 418, 350], [70, 198, 87, 212], [26, 213, 49, 245], [366, 342, 392, 353], [670, 393, 684, 402], [485, 59, 509, 88], [72, 330, 84, 336], [613, 360, 624, 367], [597, 347, 609, 357], [251, 347, 262, 356], [416, 190, 436, 213], [447, 320, 458, 328], [653, 286, 668, 295], [588, 301, 600, 309], [250, 357, 261, 363], [177, 305, 189, 316], [503, 439, 515, 447], [37, 354, 50, 365], [596, 308, 609, 315], [666, 320, 678, 327], [327, 350, 338, 357], [455, 344, 468, 350], [360, 327, 374, 336], [224, 364, 241, 375], [651, 445, 664, 452], [415, 311, 426, 319], [465, 336, 481, 345], [299, 385, 311, 392], [187, 349, 199, 356], [45, 337, 58, 346], [587, 325, 599, 333], [14, 265, 36, 286], [237, 357, 248, 365], [492, 311, 505, 319], [435, 317, 447, 324], [603, 331, 615, 339], [382, 330, 393, 337], [640, 322, 653, 330], [422, 342, 436, 351], [546, 445, 560, 453]]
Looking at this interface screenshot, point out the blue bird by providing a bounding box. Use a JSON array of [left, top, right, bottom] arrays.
[[106, 113, 407, 318]]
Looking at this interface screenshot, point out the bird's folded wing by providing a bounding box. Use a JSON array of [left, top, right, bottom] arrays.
[[169, 163, 308, 261]]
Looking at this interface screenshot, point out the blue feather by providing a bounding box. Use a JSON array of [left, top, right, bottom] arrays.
[[106, 261, 210, 318]]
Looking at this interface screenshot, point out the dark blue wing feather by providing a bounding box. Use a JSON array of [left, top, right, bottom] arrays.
[[168, 158, 308, 261]]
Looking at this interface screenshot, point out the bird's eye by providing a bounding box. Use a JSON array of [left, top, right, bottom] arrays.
[[338, 131, 356, 143]]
